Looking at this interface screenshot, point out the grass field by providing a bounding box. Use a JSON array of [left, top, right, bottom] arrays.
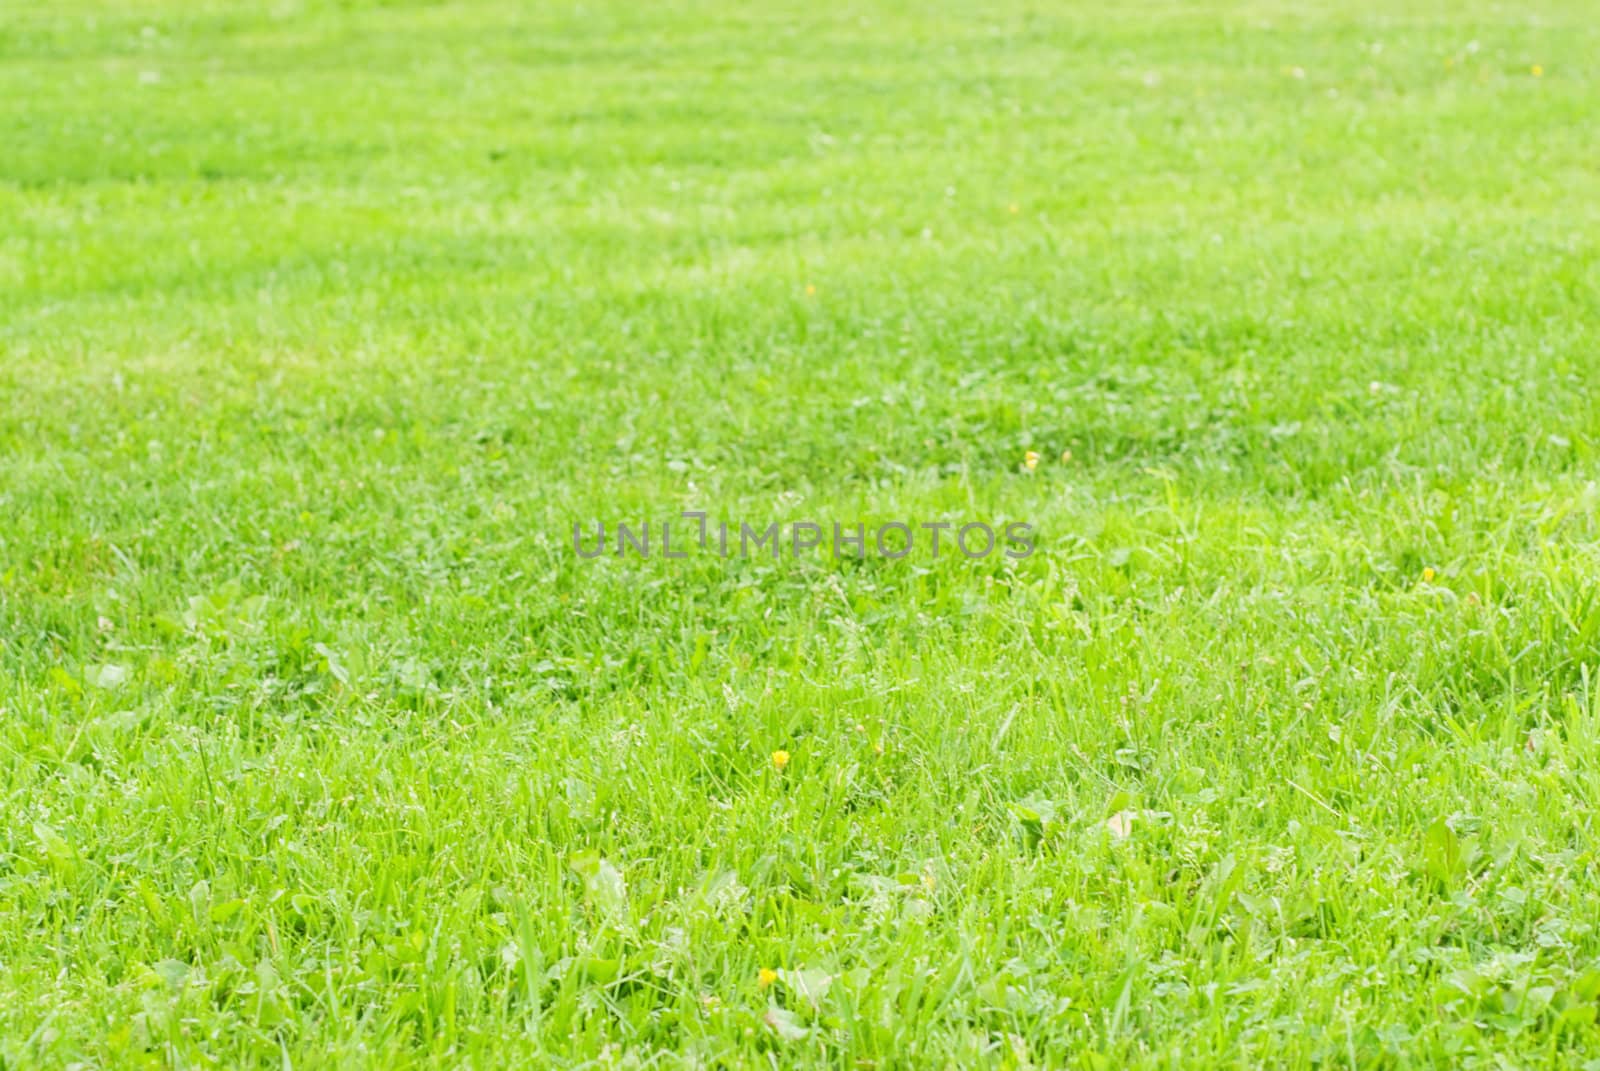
[[4, 0, 1600, 1066]]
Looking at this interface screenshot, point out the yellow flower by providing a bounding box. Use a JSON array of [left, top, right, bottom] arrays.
[[1008, 203, 1019, 214], [804, 284, 816, 296], [1060, 449, 1072, 463], [1532, 65, 1544, 77], [1422, 567, 1436, 583], [758, 967, 778, 988], [771, 749, 790, 772], [1023, 450, 1041, 471]]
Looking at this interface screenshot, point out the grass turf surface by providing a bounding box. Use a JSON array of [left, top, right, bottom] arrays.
[[4, 0, 1600, 1066]]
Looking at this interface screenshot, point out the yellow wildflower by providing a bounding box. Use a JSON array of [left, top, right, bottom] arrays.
[[771, 749, 790, 772], [1023, 450, 1040, 471], [758, 968, 778, 988]]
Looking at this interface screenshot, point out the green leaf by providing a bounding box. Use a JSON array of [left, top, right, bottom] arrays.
[[1423, 818, 1464, 887], [779, 968, 833, 1009], [152, 958, 190, 989], [88, 663, 129, 689], [47, 666, 82, 696], [209, 898, 244, 924], [138, 880, 171, 930], [188, 879, 211, 924], [763, 1006, 810, 1042], [1008, 795, 1060, 851], [568, 851, 628, 921], [33, 823, 75, 874]]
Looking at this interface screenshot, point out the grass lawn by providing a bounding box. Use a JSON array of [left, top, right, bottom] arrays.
[[4, 0, 1600, 1066]]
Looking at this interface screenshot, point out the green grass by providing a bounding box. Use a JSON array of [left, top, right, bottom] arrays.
[[4, 0, 1600, 1066]]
